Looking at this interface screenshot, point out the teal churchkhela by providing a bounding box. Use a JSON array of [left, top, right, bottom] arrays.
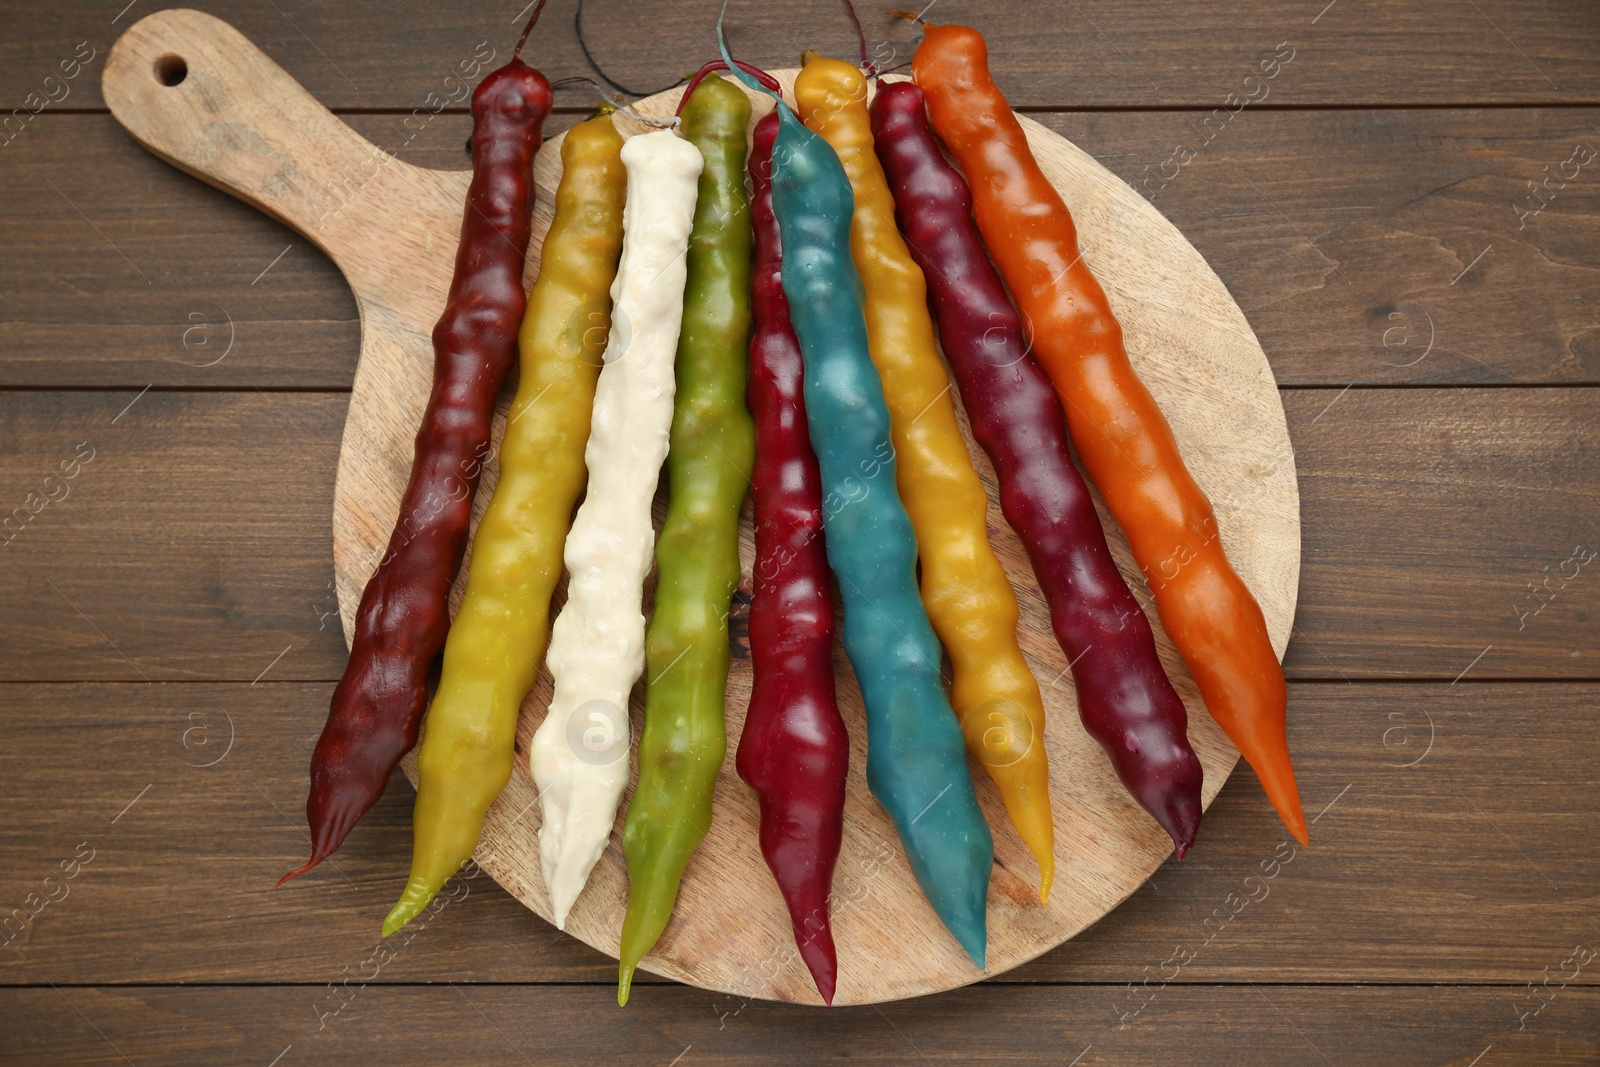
[[718, 22, 993, 966]]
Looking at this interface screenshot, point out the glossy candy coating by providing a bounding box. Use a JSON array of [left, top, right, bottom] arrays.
[[283, 49, 552, 884], [382, 113, 627, 936], [795, 56, 1055, 898], [870, 81, 1202, 857], [529, 128, 704, 927], [763, 97, 993, 967]]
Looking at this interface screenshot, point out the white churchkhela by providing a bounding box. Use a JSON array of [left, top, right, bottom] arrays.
[[529, 127, 703, 929]]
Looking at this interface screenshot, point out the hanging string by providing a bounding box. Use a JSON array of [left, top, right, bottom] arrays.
[[675, 59, 784, 116], [513, 0, 552, 60], [465, 0, 554, 155], [574, 0, 691, 98], [839, 0, 876, 76], [715, 0, 783, 105], [880, 6, 931, 77]]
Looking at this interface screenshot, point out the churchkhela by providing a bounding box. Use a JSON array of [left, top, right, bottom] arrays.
[[912, 22, 1306, 844], [619, 70, 758, 1006], [869, 79, 1204, 859], [795, 52, 1056, 900], [383, 108, 628, 937], [282, 4, 555, 887], [737, 106, 850, 1005]]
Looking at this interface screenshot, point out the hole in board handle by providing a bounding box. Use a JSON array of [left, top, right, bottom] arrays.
[[155, 55, 188, 87]]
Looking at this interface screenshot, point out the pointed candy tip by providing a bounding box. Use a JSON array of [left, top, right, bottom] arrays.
[[548, 888, 573, 931], [276, 854, 321, 888], [381, 905, 413, 940], [382, 876, 444, 939], [1034, 849, 1055, 903], [1252, 748, 1309, 845], [1269, 784, 1310, 845], [1151, 785, 1202, 861], [953, 923, 986, 970], [795, 925, 839, 1005], [617, 966, 634, 1007]]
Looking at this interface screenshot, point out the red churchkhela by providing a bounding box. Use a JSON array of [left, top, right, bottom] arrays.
[[736, 109, 851, 1003]]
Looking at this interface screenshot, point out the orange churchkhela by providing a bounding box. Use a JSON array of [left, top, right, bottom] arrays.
[[912, 22, 1308, 845]]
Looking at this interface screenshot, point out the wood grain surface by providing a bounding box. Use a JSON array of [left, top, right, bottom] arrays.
[[350, 85, 1301, 1005], [3, 0, 1597, 1060], [5, 985, 1598, 1065], [8, 0, 1599, 109], [0, 681, 1594, 988], [0, 389, 1590, 684]]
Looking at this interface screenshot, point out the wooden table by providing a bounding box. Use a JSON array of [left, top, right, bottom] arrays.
[[2, 2, 1597, 1063]]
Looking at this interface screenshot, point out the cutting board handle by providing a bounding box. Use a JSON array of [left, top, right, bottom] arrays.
[[103, 7, 413, 284]]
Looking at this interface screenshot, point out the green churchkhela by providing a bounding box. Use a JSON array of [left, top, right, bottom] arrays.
[[617, 71, 757, 1005], [715, 14, 994, 969]]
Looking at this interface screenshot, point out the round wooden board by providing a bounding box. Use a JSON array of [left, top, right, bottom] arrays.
[[100, 11, 1297, 1005]]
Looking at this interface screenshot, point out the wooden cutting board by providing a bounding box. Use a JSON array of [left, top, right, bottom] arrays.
[[104, 7, 1301, 1006]]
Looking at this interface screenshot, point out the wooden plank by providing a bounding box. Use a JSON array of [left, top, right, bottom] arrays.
[[0, 388, 1593, 682], [0, 680, 613, 986], [1041, 107, 1600, 387], [0, 113, 365, 390], [1, 983, 1594, 1065], [5, 0, 1598, 111], [1012, 679, 1600, 984], [1282, 386, 1599, 680], [4, 109, 1596, 389], [0, 391, 352, 683], [1, 681, 1594, 988]]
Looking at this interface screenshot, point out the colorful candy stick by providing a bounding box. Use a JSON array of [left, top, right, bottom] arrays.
[[795, 55, 1056, 898], [914, 24, 1305, 843], [737, 108, 849, 1004], [282, 7, 553, 884], [870, 81, 1202, 856]]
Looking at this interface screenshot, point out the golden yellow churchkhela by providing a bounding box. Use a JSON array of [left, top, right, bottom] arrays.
[[383, 112, 627, 936]]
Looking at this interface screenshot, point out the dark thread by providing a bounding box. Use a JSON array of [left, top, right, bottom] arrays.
[[574, 0, 688, 97]]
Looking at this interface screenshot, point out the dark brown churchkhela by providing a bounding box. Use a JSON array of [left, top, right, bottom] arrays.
[[281, 3, 554, 884]]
